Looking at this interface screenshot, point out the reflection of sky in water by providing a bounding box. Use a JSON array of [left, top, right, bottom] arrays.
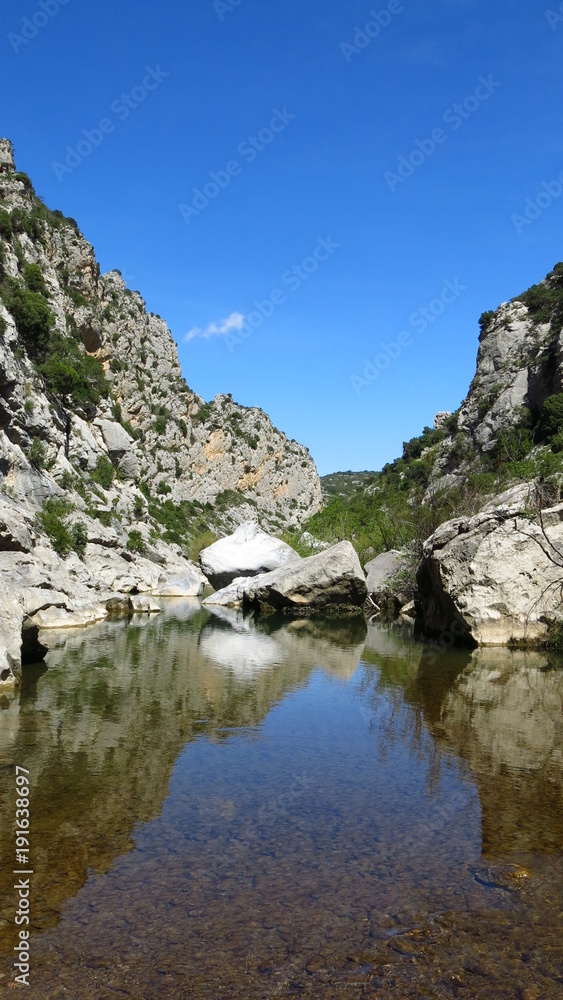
[[0, 607, 561, 998]]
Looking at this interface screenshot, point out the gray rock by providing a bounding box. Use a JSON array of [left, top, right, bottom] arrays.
[[31, 604, 108, 630], [364, 550, 408, 598], [207, 541, 367, 613], [200, 520, 300, 589], [97, 419, 135, 458], [130, 594, 161, 614], [433, 411, 452, 430], [105, 596, 133, 616], [0, 505, 33, 553], [203, 576, 256, 609], [417, 490, 563, 645]]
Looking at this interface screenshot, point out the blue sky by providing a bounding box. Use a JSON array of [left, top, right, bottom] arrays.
[[2, 0, 562, 475]]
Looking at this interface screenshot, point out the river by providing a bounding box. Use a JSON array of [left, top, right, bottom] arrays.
[[0, 600, 561, 998]]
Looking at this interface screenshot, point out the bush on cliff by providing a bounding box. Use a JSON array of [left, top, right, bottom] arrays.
[[4, 286, 54, 350]]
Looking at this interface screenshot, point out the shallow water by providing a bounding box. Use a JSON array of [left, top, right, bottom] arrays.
[[0, 601, 561, 998]]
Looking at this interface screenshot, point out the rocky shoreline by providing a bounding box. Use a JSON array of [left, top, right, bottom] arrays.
[[5, 487, 563, 688]]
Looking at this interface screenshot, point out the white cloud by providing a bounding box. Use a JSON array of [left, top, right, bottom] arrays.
[[184, 312, 245, 343]]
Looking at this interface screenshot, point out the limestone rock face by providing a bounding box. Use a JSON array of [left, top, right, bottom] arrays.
[[205, 540, 367, 613], [426, 266, 563, 483], [199, 520, 300, 589], [0, 139, 323, 673], [417, 487, 563, 645]]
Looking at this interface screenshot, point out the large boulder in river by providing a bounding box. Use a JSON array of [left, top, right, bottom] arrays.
[[204, 540, 367, 613], [365, 550, 408, 598], [417, 489, 563, 646], [199, 520, 300, 590]]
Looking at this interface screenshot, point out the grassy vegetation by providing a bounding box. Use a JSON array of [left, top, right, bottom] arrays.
[[0, 183, 107, 411], [305, 397, 563, 568], [126, 529, 146, 554], [36, 498, 88, 559], [91, 455, 116, 489]]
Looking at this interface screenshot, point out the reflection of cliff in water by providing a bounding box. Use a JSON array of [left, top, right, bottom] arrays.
[[0, 603, 365, 947], [362, 624, 563, 855]]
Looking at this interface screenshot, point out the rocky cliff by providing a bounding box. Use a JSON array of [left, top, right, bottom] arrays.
[[305, 261, 563, 646], [0, 138, 322, 684], [430, 262, 563, 481]]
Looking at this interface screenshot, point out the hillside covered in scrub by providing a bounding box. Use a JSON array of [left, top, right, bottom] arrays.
[[0, 137, 326, 685], [304, 262, 563, 574], [0, 138, 321, 555]]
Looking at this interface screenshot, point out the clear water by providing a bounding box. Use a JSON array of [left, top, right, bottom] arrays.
[[0, 601, 561, 998]]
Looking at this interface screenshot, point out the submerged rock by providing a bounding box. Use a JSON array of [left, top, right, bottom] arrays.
[[199, 521, 300, 590]]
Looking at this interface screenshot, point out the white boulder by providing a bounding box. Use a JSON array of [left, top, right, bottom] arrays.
[[205, 540, 367, 613], [199, 520, 300, 589]]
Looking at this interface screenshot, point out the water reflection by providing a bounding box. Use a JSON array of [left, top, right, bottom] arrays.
[[0, 607, 560, 998], [360, 625, 563, 855]]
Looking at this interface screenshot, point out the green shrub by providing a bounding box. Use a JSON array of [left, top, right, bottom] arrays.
[[29, 436, 46, 469], [157, 480, 171, 495], [191, 402, 213, 424], [23, 263, 48, 297], [133, 495, 144, 518], [6, 287, 54, 350], [37, 498, 73, 557], [153, 415, 166, 435], [0, 209, 12, 239], [15, 171, 33, 192], [537, 393, 563, 442], [60, 469, 74, 490], [188, 530, 217, 562], [37, 332, 109, 404], [126, 529, 146, 554], [478, 310, 495, 335], [91, 455, 115, 489], [516, 265, 563, 331], [65, 284, 90, 308], [71, 521, 88, 559]]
